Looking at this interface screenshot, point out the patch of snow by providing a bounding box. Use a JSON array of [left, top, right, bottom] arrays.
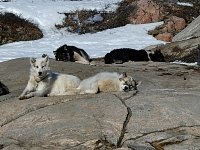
[[177, 2, 193, 7], [172, 60, 197, 66], [0, 0, 165, 62]]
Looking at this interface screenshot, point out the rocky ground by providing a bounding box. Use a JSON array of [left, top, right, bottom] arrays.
[[0, 58, 200, 150]]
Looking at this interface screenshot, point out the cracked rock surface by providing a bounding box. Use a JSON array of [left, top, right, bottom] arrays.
[[0, 58, 200, 150]]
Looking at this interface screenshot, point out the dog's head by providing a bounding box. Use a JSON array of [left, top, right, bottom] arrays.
[[30, 55, 50, 80], [149, 49, 165, 62], [53, 50, 71, 61], [53, 45, 71, 61], [119, 72, 140, 92]]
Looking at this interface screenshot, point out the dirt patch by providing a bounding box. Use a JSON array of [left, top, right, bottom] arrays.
[[0, 12, 43, 45]]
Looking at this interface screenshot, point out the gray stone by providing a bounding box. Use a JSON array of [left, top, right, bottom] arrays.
[[0, 58, 200, 150], [149, 37, 200, 62]]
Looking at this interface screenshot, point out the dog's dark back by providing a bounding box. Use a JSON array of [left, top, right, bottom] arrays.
[[104, 48, 165, 64], [104, 48, 149, 64]]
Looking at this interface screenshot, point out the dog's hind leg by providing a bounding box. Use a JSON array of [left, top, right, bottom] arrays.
[[75, 60, 89, 64], [84, 89, 99, 94], [84, 83, 99, 94]]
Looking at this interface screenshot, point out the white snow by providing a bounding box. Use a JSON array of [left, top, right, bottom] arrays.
[[0, 0, 165, 62], [172, 60, 198, 66], [177, 2, 193, 7]]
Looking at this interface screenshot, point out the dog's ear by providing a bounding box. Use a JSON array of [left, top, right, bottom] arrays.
[[30, 58, 36, 65], [135, 80, 142, 87], [122, 72, 127, 77], [44, 55, 49, 63], [53, 51, 57, 55], [64, 45, 68, 51], [119, 72, 127, 81], [119, 77, 123, 81]]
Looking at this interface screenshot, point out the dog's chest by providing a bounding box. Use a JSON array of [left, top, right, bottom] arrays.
[[35, 81, 47, 91]]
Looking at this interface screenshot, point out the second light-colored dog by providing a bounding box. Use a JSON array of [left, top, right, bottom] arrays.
[[76, 72, 139, 94]]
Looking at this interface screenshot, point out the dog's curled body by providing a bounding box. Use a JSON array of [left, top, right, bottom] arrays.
[[19, 56, 80, 100], [76, 72, 138, 94], [104, 48, 165, 64]]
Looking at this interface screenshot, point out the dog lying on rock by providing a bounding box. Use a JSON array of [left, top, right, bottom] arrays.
[[53, 44, 91, 64], [104, 48, 165, 64], [76, 72, 141, 94], [19, 55, 80, 100]]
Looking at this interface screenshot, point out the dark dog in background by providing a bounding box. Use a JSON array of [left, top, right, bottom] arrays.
[[53, 44, 91, 64], [104, 48, 165, 64]]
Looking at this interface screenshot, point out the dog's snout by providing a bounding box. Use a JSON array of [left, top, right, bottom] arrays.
[[38, 72, 42, 76], [124, 86, 129, 92]]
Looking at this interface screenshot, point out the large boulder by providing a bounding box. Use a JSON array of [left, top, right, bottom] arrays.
[[173, 15, 200, 42], [149, 16, 186, 42], [0, 58, 200, 149], [155, 32, 173, 42], [146, 37, 200, 62], [126, 0, 164, 24]]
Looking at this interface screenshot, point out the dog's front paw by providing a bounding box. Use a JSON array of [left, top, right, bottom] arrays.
[[18, 95, 27, 100]]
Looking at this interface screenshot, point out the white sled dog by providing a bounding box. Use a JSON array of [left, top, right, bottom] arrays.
[[76, 72, 140, 94], [19, 55, 80, 100]]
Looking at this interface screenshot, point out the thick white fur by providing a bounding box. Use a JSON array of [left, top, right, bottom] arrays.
[[19, 56, 80, 100], [76, 72, 136, 94]]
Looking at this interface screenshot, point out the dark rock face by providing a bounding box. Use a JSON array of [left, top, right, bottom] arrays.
[[0, 81, 9, 96]]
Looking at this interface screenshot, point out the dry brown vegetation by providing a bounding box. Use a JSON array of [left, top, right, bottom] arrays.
[[0, 13, 43, 45]]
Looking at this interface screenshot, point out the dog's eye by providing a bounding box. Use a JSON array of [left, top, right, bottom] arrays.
[[42, 65, 45, 68], [35, 66, 38, 68]]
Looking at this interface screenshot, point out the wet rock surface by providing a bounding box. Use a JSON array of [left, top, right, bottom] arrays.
[[0, 58, 200, 149]]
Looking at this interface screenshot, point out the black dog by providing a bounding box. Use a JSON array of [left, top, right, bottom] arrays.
[[0, 81, 9, 96], [53, 44, 91, 64], [104, 48, 165, 64]]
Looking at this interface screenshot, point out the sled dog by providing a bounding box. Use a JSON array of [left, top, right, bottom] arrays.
[[19, 55, 80, 100], [104, 48, 165, 64], [53, 44, 91, 64], [76, 72, 140, 94]]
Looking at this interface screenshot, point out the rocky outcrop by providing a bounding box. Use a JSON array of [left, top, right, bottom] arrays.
[[125, 0, 164, 24], [149, 16, 186, 42], [147, 37, 200, 62], [0, 81, 9, 96], [155, 32, 173, 42], [0, 58, 200, 149], [173, 15, 200, 42]]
